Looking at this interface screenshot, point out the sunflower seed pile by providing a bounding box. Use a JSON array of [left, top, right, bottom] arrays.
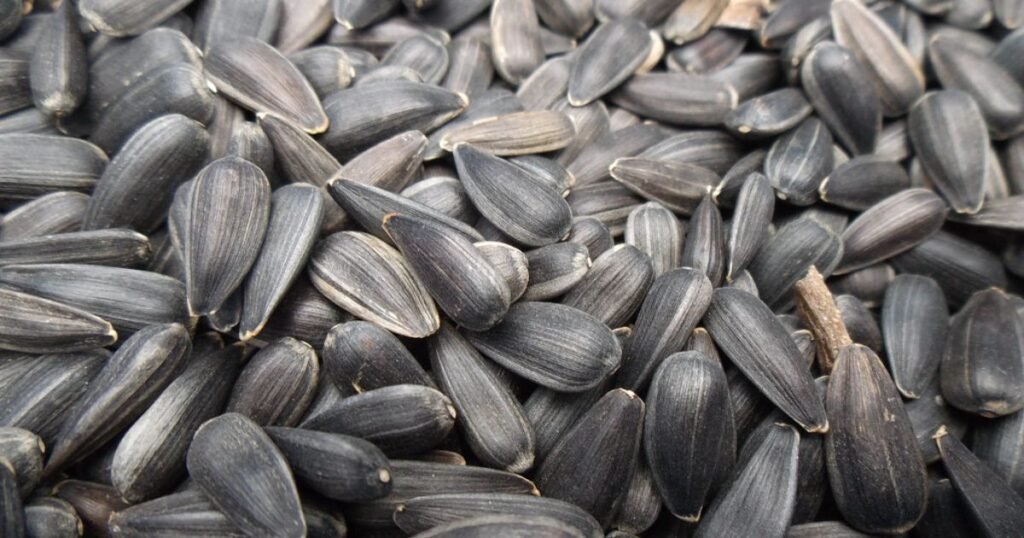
[[1, 0, 1024, 536]]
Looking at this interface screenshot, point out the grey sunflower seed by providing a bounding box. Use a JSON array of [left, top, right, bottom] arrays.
[[0, 427, 43, 498], [276, 0, 334, 54], [185, 157, 271, 317], [929, 34, 1024, 140], [830, 0, 924, 116], [912, 476, 980, 537], [205, 37, 327, 134], [994, 0, 1024, 27], [515, 56, 571, 111], [565, 217, 614, 259], [785, 521, 868, 538], [662, 0, 729, 45], [680, 194, 725, 286], [384, 212, 511, 330], [265, 427, 392, 502], [425, 89, 524, 160], [0, 352, 106, 448], [639, 129, 745, 176], [252, 277, 350, 349], [936, 426, 1024, 536], [992, 27, 1024, 86], [610, 158, 719, 216], [667, 29, 747, 74], [430, 323, 535, 472], [949, 194, 1024, 231], [300, 384, 456, 457], [333, 0, 398, 29], [645, 352, 734, 521], [765, 117, 834, 206], [225, 337, 319, 427], [941, 288, 1024, 417], [694, 423, 800, 538], [321, 80, 466, 158], [705, 288, 829, 432], [535, 389, 643, 527], [443, 37, 493, 98], [624, 202, 683, 278], [874, 120, 911, 162], [710, 53, 782, 101], [569, 123, 665, 187], [0, 461, 23, 537], [381, 34, 450, 85], [323, 320, 434, 394], [512, 155, 575, 196], [724, 88, 812, 140], [561, 244, 653, 327], [522, 242, 590, 301], [225, 121, 276, 177], [454, 144, 572, 246], [0, 108, 57, 135], [818, 155, 910, 211], [0, 287, 116, 353], [535, 0, 594, 37], [78, 0, 192, 36], [835, 294, 882, 354], [829, 263, 894, 308], [441, 110, 576, 155], [239, 184, 323, 340], [524, 381, 610, 465], [193, 0, 282, 52], [464, 302, 621, 392], [568, 181, 644, 237], [287, 46, 356, 98], [725, 172, 774, 281], [28, 0, 87, 117], [712, 149, 767, 207], [45, 323, 191, 475], [616, 268, 713, 391], [568, 19, 652, 106], [329, 15, 449, 56], [416, 514, 586, 537], [553, 98, 610, 167], [748, 217, 843, 310], [610, 73, 737, 127], [758, 0, 830, 49], [111, 345, 241, 503], [943, 0, 992, 28], [0, 134, 106, 204], [609, 455, 660, 534], [973, 404, 1024, 497], [607, 107, 641, 130], [53, 479, 129, 537], [105, 489, 239, 537], [801, 42, 881, 155], [0, 0, 22, 41], [83, 114, 210, 233], [396, 493, 601, 538], [892, 230, 1008, 306], [403, 176, 479, 224], [881, 275, 947, 399], [474, 241, 530, 303], [490, 0, 544, 84], [594, 0, 676, 25], [683, 327, 720, 360], [91, 62, 215, 153], [187, 413, 305, 538], [826, 344, 927, 534], [0, 228, 149, 267], [23, 497, 82, 538]]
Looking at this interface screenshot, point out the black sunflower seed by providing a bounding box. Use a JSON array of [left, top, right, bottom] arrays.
[[225, 337, 318, 427]]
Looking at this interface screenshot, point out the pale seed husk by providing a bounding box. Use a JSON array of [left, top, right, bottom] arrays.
[[801, 41, 881, 155], [489, 0, 544, 84], [265, 426, 392, 502], [881, 275, 948, 399], [624, 202, 683, 278], [187, 413, 306, 538], [441, 110, 576, 156], [704, 288, 829, 432], [568, 18, 652, 106], [28, 0, 87, 117], [464, 301, 621, 392], [610, 158, 719, 216], [45, 323, 191, 476], [522, 242, 590, 301], [726, 172, 774, 281], [826, 344, 927, 534], [224, 337, 319, 427]]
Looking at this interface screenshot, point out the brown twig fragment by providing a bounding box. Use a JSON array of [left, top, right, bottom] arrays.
[[794, 266, 852, 375]]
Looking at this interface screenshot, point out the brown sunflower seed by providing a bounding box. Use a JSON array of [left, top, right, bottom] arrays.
[[568, 19, 652, 106], [28, 0, 86, 117], [45, 323, 191, 475], [826, 344, 927, 534], [724, 88, 812, 140], [881, 275, 947, 399], [830, 0, 924, 116], [662, 0, 729, 45], [111, 345, 241, 503], [694, 423, 800, 538], [560, 244, 653, 328], [610, 72, 737, 127], [223, 339, 317, 428], [0, 134, 106, 204], [624, 202, 683, 278], [936, 426, 1024, 536], [490, 0, 544, 84], [521, 242, 590, 301], [802, 42, 881, 155], [184, 157, 271, 317], [765, 117, 834, 206], [609, 158, 719, 216], [747, 218, 843, 309], [565, 217, 614, 259], [705, 288, 829, 432], [680, 194, 725, 286], [287, 46, 355, 98], [78, 0, 193, 36], [187, 413, 305, 537], [818, 155, 910, 211], [725, 172, 774, 281], [0, 427, 43, 498], [205, 37, 327, 134], [464, 302, 621, 392], [441, 110, 576, 156], [384, 212, 511, 330], [892, 230, 1008, 306], [323, 320, 434, 393], [266, 427, 392, 502], [300, 384, 456, 457]]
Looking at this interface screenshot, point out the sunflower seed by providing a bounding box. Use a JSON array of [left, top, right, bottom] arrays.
[[464, 302, 620, 392], [595, 0, 677, 26], [935, 425, 1024, 536], [826, 344, 927, 534], [380, 34, 448, 85], [51, 479, 126, 537], [765, 117, 834, 206], [187, 413, 305, 537], [0, 228, 146, 268], [0, 108, 57, 135], [726, 172, 773, 281], [28, 0, 86, 117], [0, 134, 106, 204], [78, 0, 193, 37], [758, 0, 830, 49], [225, 337, 318, 427], [441, 110, 576, 156], [640, 130, 746, 176], [662, 0, 729, 45], [680, 194, 725, 286], [668, 29, 747, 74], [694, 423, 800, 538], [910, 95, 990, 214], [45, 323, 191, 475], [105, 489, 239, 537], [265, 426, 392, 501], [835, 295, 882, 354], [610, 73, 737, 127], [624, 202, 683, 278], [879, 275, 947, 399], [560, 244, 652, 327], [818, 155, 910, 211], [610, 158, 718, 216], [287, 46, 355, 98], [568, 19, 652, 106], [335, 0, 401, 30], [828, 263, 893, 308], [490, 0, 544, 84], [569, 123, 665, 187], [0, 460, 23, 537], [0, 287, 116, 353], [724, 88, 812, 140], [712, 149, 767, 207], [801, 42, 881, 155], [301, 384, 456, 456], [973, 403, 1024, 497], [553, 99, 610, 167], [512, 155, 575, 196], [911, 477, 978, 538], [403, 176, 478, 224], [324, 319, 432, 394], [941, 287, 1024, 417], [397, 493, 600, 537], [111, 345, 241, 503], [830, 0, 924, 117], [0, 0, 22, 41], [91, 62, 215, 153], [785, 521, 868, 538], [225, 122, 276, 178], [515, 56, 571, 111], [521, 242, 589, 301], [23, 497, 82, 538], [474, 241, 530, 303], [0, 427, 43, 498], [748, 217, 843, 309], [329, 15, 449, 54], [705, 288, 829, 432], [442, 37, 493, 98], [276, 0, 333, 54], [565, 217, 614, 259]]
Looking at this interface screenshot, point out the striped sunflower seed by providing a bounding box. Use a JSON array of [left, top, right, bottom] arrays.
[[78, 0, 193, 37], [265, 427, 392, 502], [561, 244, 654, 327], [680, 194, 725, 286], [396, 493, 601, 537], [765, 117, 834, 206], [725, 172, 774, 281], [973, 404, 1024, 497], [381, 34, 450, 85], [747, 217, 843, 309], [323, 320, 434, 394], [565, 217, 614, 259], [440, 110, 576, 156], [881, 275, 948, 399], [0, 288, 115, 353], [474, 241, 530, 303], [609, 158, 719, 216], [724, 88, 813, 140], [193, 0, 282, 52], [624, 202, 684, 278], [0, 461, 23, 537], [0, 134, 106, 204], [662, 0, 729, 45], [610, 72, 737, 127], [568, 19, 653, 106], [403, 176, 479, 224], [818, 155, 910, 211], [0, 427, 43, 498], [28, 0, 87, 118], [334, 0, 398, 29], [287, 46, 356, 98], [489, 0, 544, 84], [801, 42, 882, 155], [521, 242, 590, 301], [442, 37, 494, 98], [667, 29, 748, 74], [23, 497, 82, 538], [224, 337, 318, 427]]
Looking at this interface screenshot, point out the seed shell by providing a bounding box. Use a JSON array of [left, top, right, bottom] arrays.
[[881, 274, 948, 399], [724, 88, 813, 140], [288, 46, 355, 98], [396, 493, 601, 538], [225, 337, 319, 427], [490, 0, 544, 84], [725, 172, 773, 281], [561, 244, 653, 328], [522, 242, 590, 301], [680, 195, 725, 286], [747, 217, 843, 309], [0, 427, 43, 498], [818, 155, 911, 211], [0, 287, 116, 353], [973, 405, 1024, 498], [78, 0, 193, 36], [610, 73, 737, 127], [0, 134, 107, 204], [765, 117, 834, 206], [28, 0, 87, 117], [323, 320, 434, 394], [624, 202, 683, 278], [609, 158, 719, 216], [265, 426, 392, 502], [568, 19, 653, 106]]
